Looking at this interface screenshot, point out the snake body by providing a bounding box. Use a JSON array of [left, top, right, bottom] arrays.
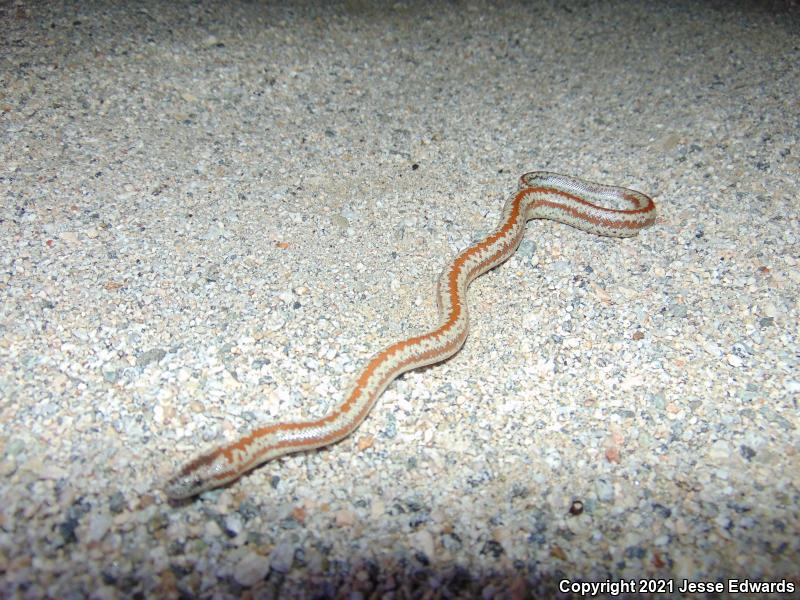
[[166, 172, 655, 499]]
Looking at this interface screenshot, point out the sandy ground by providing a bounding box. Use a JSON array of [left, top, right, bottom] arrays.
[[1, 0, 798, 597]]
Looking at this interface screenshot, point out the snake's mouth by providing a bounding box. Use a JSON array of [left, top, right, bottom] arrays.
[[164, 471, 205, 500]]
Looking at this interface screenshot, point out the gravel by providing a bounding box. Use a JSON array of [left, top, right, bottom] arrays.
[[1, 0, 798, 597]]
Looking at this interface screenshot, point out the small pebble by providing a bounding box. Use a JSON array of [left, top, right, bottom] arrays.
[[233, 552, 271, 587]]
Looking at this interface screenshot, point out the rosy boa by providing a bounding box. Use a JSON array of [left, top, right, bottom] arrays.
[[166, 171, 656, 499]]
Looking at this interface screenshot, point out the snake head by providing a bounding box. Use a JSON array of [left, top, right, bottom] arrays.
[[164, 447, 236, 500]]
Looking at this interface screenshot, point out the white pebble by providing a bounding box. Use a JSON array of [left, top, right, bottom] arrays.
[[269, 541, 295, 573], [224, 514, 243, 537], [409, 530, 435, 560], [726, 354, 743, 367], [595, 478, 615, 502], [233, 552, 271, 587], [86, 512, 112, 543]]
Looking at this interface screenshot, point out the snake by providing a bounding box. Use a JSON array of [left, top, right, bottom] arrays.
[[165, 171, 656, 499]]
